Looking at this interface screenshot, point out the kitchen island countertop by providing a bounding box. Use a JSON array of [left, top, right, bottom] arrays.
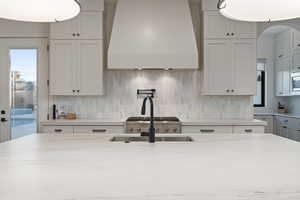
[[0, 133, 299, 200]]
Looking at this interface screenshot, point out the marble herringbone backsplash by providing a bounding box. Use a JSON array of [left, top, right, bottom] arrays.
[[53, 70, 254, 120]]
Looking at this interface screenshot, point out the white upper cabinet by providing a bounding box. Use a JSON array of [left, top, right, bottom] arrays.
[[203, 40, 234, 95], [201, 0, 218, 11], [50, 12, 103, 40], [50, 40, 103, 96], [275, 58, 291, 96], [203, 11, 257, 39], [233, 40, 257, 95], [275, 30, 292, 60], [292, 48, 300, 71], [292, 30, 300, 49], [77, 40, 103, 96], [80, 0, 104, 12], [203, 39, 256, 95], [50, 40, 77, 96]]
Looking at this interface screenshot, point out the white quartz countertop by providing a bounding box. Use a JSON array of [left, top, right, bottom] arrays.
[[41, 119, 267, 126], [0, 134, 299, 200], [255, 113, 300, 119]]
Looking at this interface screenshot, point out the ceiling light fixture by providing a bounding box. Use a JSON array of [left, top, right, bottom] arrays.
[[218, 0, 300, 22], [0, 0, 81, 22]]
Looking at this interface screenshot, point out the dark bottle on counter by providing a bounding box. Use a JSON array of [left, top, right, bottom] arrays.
[[52, 104, 57, 120]]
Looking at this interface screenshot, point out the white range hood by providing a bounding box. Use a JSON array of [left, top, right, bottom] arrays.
[[108, 0, 198, 69]]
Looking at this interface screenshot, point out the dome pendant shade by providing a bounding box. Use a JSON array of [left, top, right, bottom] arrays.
[[0, 0, 81, 22], [218, 0, 300, 22]]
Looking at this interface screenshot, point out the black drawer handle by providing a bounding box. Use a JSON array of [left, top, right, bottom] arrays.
[[92, 129, 107, 133], [200, 129, 215, 133], [54, 129, 63, 133], [282, 126, 287, 129], [245, 129, 253, 133]]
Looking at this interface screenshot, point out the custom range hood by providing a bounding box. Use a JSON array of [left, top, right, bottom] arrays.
[[108, 0, 198, 69]]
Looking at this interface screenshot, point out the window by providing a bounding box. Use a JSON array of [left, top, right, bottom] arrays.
[[254, 59, 266, 107]]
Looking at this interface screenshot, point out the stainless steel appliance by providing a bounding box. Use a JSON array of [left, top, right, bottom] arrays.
[[125, 117, 182, 134], [291, 72, 300, 95]]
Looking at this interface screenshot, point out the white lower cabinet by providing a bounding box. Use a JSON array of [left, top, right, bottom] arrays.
[[41, 126, 74, 134], [41, 125, 124, 134], [182, 125, 265, 134], [182, 126, 233, 134], [254, 115, 274, 133], [73, 126, 124, 134], [233, 126, 265, 134]]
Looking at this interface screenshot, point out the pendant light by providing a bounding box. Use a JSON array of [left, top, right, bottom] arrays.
[[0, 0, 81, 22], [218, 0, 300, 22]]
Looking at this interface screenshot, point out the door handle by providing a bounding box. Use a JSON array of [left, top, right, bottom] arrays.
[[1, 118, 8, 122], [92, 129, 107, 133]]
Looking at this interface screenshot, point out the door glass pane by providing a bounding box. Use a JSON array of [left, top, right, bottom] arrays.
[[10, 49, 37, 139]]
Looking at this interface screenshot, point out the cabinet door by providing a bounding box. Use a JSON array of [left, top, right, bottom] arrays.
[[233, 39, 257, 95], [292, 48, 300, 71], [275, 30, 292, 60], [233, 126, 265, 134], [232, 21, 257, 39], [77, 40, 103, 96], [50, 17, 78, 39], [78, 12, 103, 39], [182, 126, 233, 134], [204, 11, 231, 39], [80, 0, 104, 11], [279, 126, 288, 138], [275, 61, 284, 96], [50, 40, 77, 95], [282, 58, 291, 96], [203, 40, 234, 95], [41, 126, 74, 134], [293, 30, 300, 49]]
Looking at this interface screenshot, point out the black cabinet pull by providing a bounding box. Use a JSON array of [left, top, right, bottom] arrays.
[[231, 33, 234, 36], [54, 129, 63, 132], [1, 118, 8, 122], [77, 90, 80, 93], [72, 90, 75, 93], [77, 33, 80, 36], [226, 33, 230, 36], [200, 129, 215, 133], [92, 129, 107, 133], [297, 44, 300, 47], [245, 129, 253, 133], [72, 33, 76, 36]]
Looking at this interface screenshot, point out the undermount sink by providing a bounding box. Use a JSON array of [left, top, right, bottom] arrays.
[[110, 136, 194, 143]]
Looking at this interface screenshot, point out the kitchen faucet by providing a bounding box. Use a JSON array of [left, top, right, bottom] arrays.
[[141, 96, 155, 143]]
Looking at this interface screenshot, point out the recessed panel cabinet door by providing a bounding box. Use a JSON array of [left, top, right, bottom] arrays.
[[204, 40, 234, 95], [77, 40, 103, 95], [232, 21, 257, 39], [204, 12, 231, 39], [50, 17, 78, 39], [78, 12, 103, 39], [50, 40, 76, 95], [233, 39, 257, 95]]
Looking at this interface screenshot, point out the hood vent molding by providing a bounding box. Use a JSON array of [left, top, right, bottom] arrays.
[[108, 0, 198, 70]]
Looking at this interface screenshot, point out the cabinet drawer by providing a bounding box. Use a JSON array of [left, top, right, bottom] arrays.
[[42, 126, 73, 134], [73, 126, 124, 134], [182, 126, 232, 134], [278, 116, 289, 126], [233, 126, 265, 134], [287, 118, 300, 131]]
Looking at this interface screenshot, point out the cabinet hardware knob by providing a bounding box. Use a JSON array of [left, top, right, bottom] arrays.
[[77, 90, 80, 93], [0, 118, 8, 122], [297, 67, 300, 69], [226, 89, 230, 92], [54, 129, 62, 132], [1, 110, 5, 115], [297, 44, 300, 47], [231, 33, 234, 36], [77, 33, 80, 36], [245, 129, 253, 133], [72, 33, 76, 36], [231, 89, 234, 92], [72, 90, 75, 92], [226, 33, 230, 36]]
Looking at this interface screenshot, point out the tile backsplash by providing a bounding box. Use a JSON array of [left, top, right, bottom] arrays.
[[53, 70, 254, 121]]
